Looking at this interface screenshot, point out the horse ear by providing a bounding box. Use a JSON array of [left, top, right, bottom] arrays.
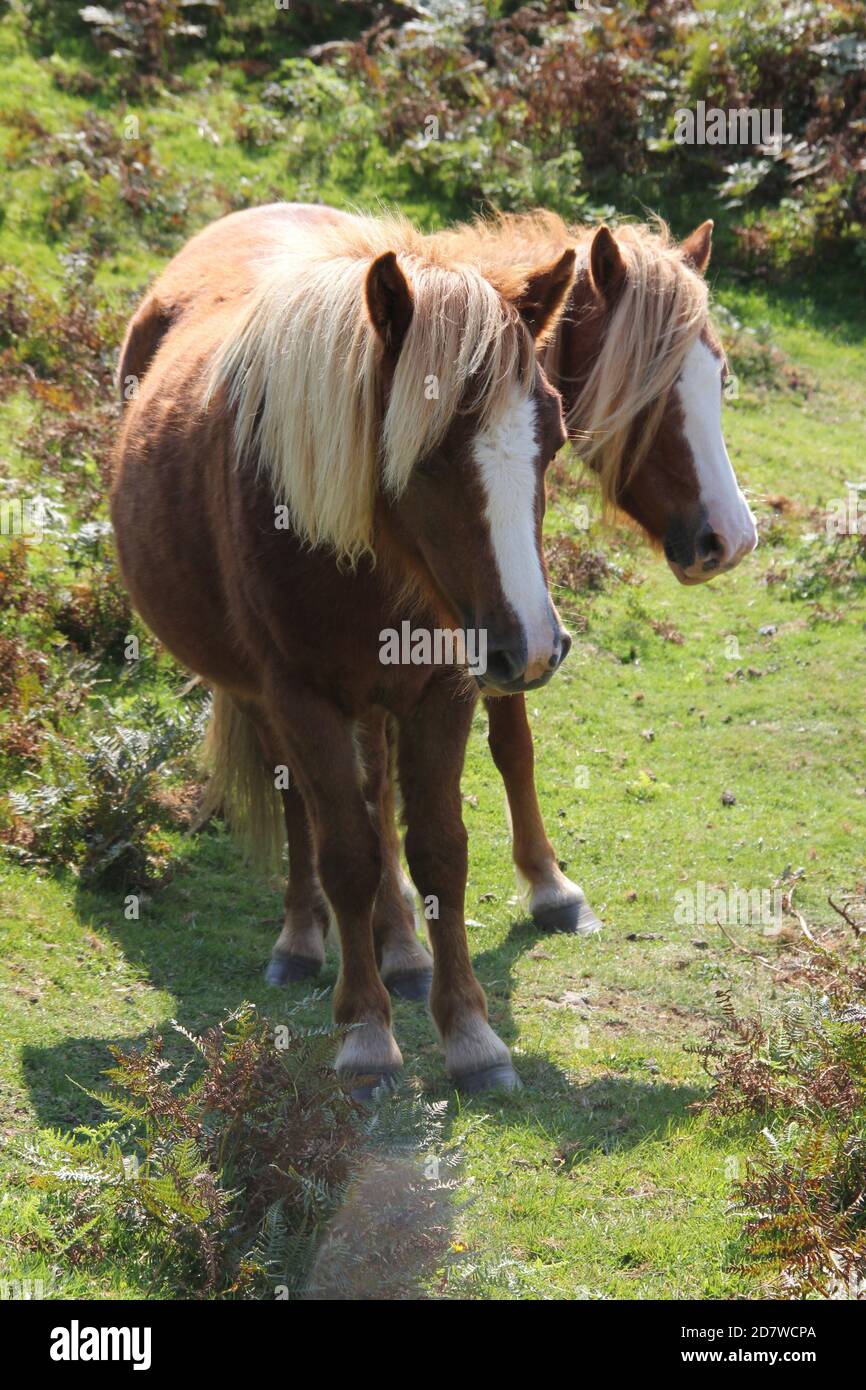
[[681, 219, 713, 275], [365, 251, 414, 354], [589, 225, 626, 303], [514, 248, 576, 341]]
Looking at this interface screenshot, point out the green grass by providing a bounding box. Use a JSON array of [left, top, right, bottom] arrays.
[[1, 4, 864, 1300]]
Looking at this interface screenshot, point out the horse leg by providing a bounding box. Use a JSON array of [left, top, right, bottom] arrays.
[[358, 710, 433, 1001], [238, 706, 329, 985], [265, 708, 433, 998], [263, 681, 400, 1097], [398, 678, 520, 1093], [486, 693, 601, 936], [264, 778, 331, 985]]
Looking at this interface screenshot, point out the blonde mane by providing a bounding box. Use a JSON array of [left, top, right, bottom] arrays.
[[205, 211, 537, 565], [436, 211, 710, 508]]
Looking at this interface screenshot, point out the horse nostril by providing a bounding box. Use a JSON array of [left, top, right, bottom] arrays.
[[550, 632, 572, 669], [697, 526, 723, 558], [696, 525, 725, 570], [485, 641, 526, 687]]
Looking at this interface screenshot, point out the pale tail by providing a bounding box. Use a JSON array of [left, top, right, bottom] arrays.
[[196, 690, 285, 870]]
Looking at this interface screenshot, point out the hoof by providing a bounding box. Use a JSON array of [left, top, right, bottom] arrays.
[[451, 1063, 523, 1095], [533, 895, 602, 937], [344, 1071, 400, 1103], [385, 968, 433, 1003], [264, 953, 322, 986]]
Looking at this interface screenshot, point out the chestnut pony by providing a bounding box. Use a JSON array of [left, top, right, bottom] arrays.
[[264, 210, 759, 1038], [430, 211, 759, 938], [111, 204, 577, 1096]]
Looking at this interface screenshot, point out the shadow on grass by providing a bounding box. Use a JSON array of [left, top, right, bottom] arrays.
[[15, 838, 723, 1299], [22, 840, 702, 1161], [21, 825, 288, 1127], [18, 829, 466, 1299], [425, 913, 706, 1158]]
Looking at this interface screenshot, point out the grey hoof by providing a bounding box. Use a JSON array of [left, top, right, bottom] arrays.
[[386, 968, 433, 1002], [533, 896, 602, 936], [345, 1071, 399, 1103], [264, 953, 322, 986], [452, 1063, 523, 1095]]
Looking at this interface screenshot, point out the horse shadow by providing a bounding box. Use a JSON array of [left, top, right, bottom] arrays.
[[20, 825, 290, 1130], [18, 836, 718, 1297], [21, 836, 702, 1170], [408, 912, 707, 1164]]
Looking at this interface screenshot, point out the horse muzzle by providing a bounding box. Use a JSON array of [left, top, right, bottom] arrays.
[[664, 505, 758, 585], [475, 626, 572, 694]]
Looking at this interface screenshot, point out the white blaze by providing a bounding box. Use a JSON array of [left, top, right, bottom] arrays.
[[677, 339, 758, 569], [473, 389, 556, 675]]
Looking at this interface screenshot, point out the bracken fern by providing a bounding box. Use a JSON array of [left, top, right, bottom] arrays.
[[10, 1003, 458, 1299], [693, 936, 866, 1297]]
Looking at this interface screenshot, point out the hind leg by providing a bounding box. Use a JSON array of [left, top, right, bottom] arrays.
[[264, 708, 433, 998], [238, 706, 328, 986], [264, 778, 331, 985], [358, 710, 433, 1001]]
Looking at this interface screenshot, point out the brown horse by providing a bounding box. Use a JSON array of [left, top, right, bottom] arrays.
[[111, 203, 578, 1096], [441, 211, 758, 933], [267, 210, 759, 995]]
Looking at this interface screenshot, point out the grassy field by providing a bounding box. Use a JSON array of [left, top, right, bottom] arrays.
[[1, 4, 864, 1300]]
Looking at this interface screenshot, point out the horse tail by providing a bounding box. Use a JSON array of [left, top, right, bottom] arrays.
[[196, 689, 285, 871]]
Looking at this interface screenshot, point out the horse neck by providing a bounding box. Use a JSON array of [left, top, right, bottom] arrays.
[[542, 265, 604, 431]]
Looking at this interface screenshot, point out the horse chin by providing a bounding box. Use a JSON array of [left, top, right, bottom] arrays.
[[475, 669, 555, 697], [666, 558, 717, 586]]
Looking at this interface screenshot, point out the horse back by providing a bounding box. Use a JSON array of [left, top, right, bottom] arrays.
[[117, 202, 353, 401]]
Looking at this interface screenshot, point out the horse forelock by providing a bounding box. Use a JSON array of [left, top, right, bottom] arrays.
[[435, 213, 711, 512], [570, 222, 709, 510], [203, 212, 538, 567]]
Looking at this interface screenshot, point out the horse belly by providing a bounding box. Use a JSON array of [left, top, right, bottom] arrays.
[[111, 425, 257, 696]]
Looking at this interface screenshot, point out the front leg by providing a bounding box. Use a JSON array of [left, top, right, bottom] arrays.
[[485, 693, 601, 936], [398, 676, 520, 1093]]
